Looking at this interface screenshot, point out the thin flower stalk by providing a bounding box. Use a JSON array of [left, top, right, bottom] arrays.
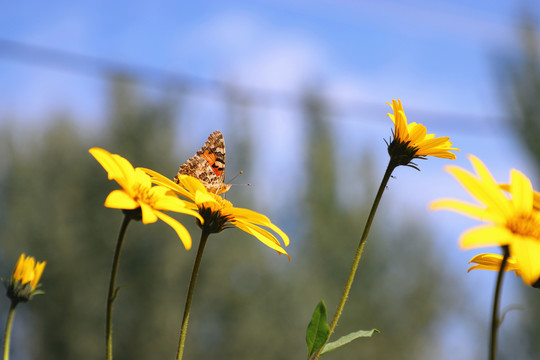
[[176, 229, 210, 360], [2, 301, 16, 360], [105, 214, 132, 360], [142, 168, 290, 359], [312, 99, 458, 359], [489, 247, 509, 360], [311, 160, 395, 360], [90, 148, 203, 360]]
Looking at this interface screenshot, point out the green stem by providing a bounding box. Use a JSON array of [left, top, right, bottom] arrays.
[[106, 215, 131, 360], [176, 229, 210, 360], [2, 301, 17, 360], [312, 159, 397, 360], [489, 246, 509, 360]]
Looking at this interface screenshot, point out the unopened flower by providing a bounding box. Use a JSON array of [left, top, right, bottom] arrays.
[[5, 253, 46, 303]]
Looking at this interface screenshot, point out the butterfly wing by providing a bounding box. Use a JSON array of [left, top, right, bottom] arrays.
[[176, 131, 230, 194]]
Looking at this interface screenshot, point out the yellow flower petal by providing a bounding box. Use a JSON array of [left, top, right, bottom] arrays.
[[468, 253, 514, 268], [445, 164, 511, 219], [153, 196, 204, 223], [429, 198, 493, 221], [234, 221, 289, 259], [155, 211, 193, 250], [467, 253, 520, 275], [13, 253, 25, 281], [89, 148, 124, 181], [408, 123, 427, 143], [142, 168, 194, 200], [31, 261, 46, 289], [134, 168, 153, 189], [140, 203, 158, 224], [21, 256, 35, 284], [421, 151, 456, 160], [227, 208, 290, 246], [416, 136, 451, 151], [510, 169, 533, 213], [234, 219, 281, 246], [459, 224, 513, 249], [194, 191, 220, 211], [104, 190, 139, 209], [510, 239, 540, 286]]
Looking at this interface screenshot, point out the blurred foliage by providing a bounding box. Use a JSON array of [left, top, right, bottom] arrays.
[[0, 78, 457, 359], [496, 15, 540, 360]]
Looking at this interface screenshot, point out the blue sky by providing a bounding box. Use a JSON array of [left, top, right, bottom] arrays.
[[1, 0, 535, 119], [2, 1, 540, 358]]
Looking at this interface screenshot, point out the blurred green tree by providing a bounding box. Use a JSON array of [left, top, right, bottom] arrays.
[[496, 15, 540, 360], [0, 76, 193, 360], [0, 77, 460, 360]]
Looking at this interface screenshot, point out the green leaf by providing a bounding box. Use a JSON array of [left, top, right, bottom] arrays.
[[306, 300, 330, 358], [321, 328, 380, 355]]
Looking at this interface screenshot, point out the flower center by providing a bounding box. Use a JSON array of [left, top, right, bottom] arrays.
[[133, 183, 157, 207], [506, 213, 540, 239]]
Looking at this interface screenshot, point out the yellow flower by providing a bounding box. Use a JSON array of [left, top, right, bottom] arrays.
[[89, 147, 203, 250], [5, 253, 46, 303], [142, 168, 290, 258], [430, 155, 540, 286], [386, 99, 459, 169], [467, 253, 521, 277]]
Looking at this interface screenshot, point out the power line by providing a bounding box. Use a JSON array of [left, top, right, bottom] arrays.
[[0, 37, 510, 133], [0, 37, 298, 107]]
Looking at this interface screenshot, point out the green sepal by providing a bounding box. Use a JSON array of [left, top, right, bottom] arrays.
[[320, 328, 379, 355], [306, 300, 330, 358]]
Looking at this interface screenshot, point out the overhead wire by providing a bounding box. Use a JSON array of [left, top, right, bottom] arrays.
[[0, 37, 511, 135]]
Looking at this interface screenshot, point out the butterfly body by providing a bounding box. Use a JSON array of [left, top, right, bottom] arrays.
[[175, 131, 231, 194]]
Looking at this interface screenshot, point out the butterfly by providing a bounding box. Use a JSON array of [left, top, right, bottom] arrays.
[[175, 130, 231, 194]]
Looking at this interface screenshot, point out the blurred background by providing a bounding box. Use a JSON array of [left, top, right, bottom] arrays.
[[1, 1, 540, 359]]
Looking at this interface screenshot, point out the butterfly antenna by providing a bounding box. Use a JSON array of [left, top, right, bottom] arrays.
[[228, 171, 251, 187]]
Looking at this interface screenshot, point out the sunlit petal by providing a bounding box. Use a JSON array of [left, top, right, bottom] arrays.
[[89, 148, 125, 180], [142, 167, 194, 200], [156, 212, 193, 250], [467, 253, 520, 275], [104, 190, 139, 209], [510, 239, 540, 286], [459, 225, 513, 249], [140, 203, 158, 224], [430, 198, 492, 221], [445, 165, 511, 218], [91, 148, 201, 246], [510, 169, 533, 212], [234, 221, 289, 259]]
